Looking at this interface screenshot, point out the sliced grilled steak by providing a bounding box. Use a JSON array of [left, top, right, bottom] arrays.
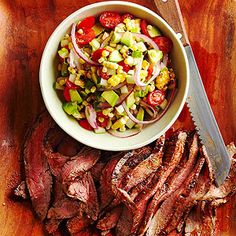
[[96, 205, 122, 231], [130, 131, 187, 234], [123, 135, 165, 192], [67, 214, 92, 234], [139, 133, 198, 235], [116, 206, 133, 236], [111, 146, 152, 208], [66, 172, 99, 220], [62, 146, 100, 183], [23, 112, 53, 220], [203, 143, 236, 206], [90, 161, 106, 182], [99, 153, 123, 210], [45, 219, 61, 234], [146, 155, 205, 236], [14, 181, 29, 199], [184, 203, 216, 236]]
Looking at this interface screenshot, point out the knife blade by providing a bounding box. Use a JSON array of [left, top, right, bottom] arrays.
[[153, 0, 230, 185]]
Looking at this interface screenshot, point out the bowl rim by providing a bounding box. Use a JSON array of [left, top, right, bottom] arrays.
[[39, 1, 189, 151]]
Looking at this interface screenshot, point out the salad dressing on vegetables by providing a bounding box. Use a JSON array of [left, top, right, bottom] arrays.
[[55, 12, 176, 137]]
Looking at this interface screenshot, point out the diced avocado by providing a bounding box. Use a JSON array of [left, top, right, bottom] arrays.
[[61, 62, 69, 77], [101, 90, 119, 107], [148, 49, 163, 64], [136, 107, 145, 121], [159, 99, 168, 110], [121, 32, 135, 47], [69, 90, 83, 103], [108, 50, 123, 63], [136, 42, 147, 52], [94, 127, 106, 134], [126, 118, 135, 129], [125, 19, 141, 33], [111, 32, 122, 44], [63, 102, 78, 115], [134, 86, 149, 97], [126, 75, 135, 84], [132, 51, 142, 58], [115, 23, 126, 33], [92, 24, 105, 36], [126, 92, 135, 108], [89, 39, 100, 51], [147, 25, 161, 38]]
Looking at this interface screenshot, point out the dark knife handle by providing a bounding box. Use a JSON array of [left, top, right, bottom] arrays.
[[153, 0, 189, 46]]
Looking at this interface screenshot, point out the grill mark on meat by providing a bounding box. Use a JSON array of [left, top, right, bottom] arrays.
[[14, 181, 29, 199], [116, 206, 133, 236], [23, 112, 53, 221], [163, 157, 212, 234], [96, 205, 122, 231], [110, 147, 152, 209], [66, 172, 99, 220], [130, 131, 187, 234], [67, 214, 92, 234], [99, 153, 123, 211], [62, 147, 100, 183], [139, 133, 199, 235], [123, 135, 165, 192], [146, 155, 205, 236]]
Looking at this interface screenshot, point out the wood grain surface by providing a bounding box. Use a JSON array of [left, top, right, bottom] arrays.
[[0, 0, 235, 235]]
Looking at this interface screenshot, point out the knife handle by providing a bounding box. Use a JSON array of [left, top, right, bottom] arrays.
[[153, 0, 189, 46]]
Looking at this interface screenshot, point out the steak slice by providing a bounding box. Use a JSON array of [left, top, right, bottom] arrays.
[[99, 153, 123, 210], [139, 133, 199, 235], [130, 131, 187, 234], [116, 206, 133, 236], [146, 154, 205, 236], [66, 172, 99, 220], [23, 112, 53, 220], [45, 219, 61, 234], [67, 214, 92, 234], [96, 205, 122, 231], [14, 181, 29, 199], [90, 161, 106, 182], [62, 146, 100, 183], [123, 135, 165, 192]]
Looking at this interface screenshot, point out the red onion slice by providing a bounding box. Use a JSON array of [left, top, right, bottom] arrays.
[[115, 85, 135, 106], [85, 104, 98, 129], [140, 100, 158, 117], [108, 127, 142, 138], [71, 23, 99, 66], [132, 33, 159, 50], [134, 60, 162, 87], [122, 83, 176, 124]]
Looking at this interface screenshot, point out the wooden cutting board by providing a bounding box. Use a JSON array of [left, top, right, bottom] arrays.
[[0, 0, 235, 235]]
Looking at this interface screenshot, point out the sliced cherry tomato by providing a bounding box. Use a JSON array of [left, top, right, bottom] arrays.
[[121, 13, 134, 22], [92, 48, 109, 62], [140, 19, 151, 37], [77, 16, 95, 29], [79, 119, 94, 131], [147, 64, 153, 79], [153, 36, 173, 53], [75, 28, 96, 45], [118, 61, 132, 73], [98, 67, 110, 80], [147, 90, 165, 106], [96, 112, 109, 128], [99, 11, 121, 29], [65, 80, 78, 89], [63, 87, 71, 102]]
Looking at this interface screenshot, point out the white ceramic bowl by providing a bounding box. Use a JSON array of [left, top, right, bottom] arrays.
[[39, 1, 189, 151]]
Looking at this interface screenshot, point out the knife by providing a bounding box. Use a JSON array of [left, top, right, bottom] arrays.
[[153, 0, 230, 186]]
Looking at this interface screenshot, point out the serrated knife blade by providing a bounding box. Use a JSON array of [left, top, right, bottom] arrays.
[[153, 0, 230, 185]]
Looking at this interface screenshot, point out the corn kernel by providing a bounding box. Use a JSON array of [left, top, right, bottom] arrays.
[[98, 57, 105, 63], [147, 25, 153, 30], [82, 101, 89, 106], [110, 43, 117, 48], [102, 66, 108, 73], [78, 58, 85, 64], [142, 60, 150, 70], [78, 70, 85, 75], [119, 125, 126, 132], [102, 32, 109, 40], [102, 50, 110, 57], [58, 79, 65, 86], [68, 42, 73, 50], [78, 29, 83, 34], [105, 46, 115, 52], [130, 104, 137, 110], [102, 108, 113, 116], [148, 84, 155, 92], [91, 86, 96, 93], [87, 72, 92, 79], [85, 88, 90, 94], [135, 97, 141, 103], [68, 67, 76, 74], [74, 78, 85, 88], [108, 113, 114, 118], [120, 45, 129, 54], [124, 56, 134, 66], [98, 117, 105, 123]]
